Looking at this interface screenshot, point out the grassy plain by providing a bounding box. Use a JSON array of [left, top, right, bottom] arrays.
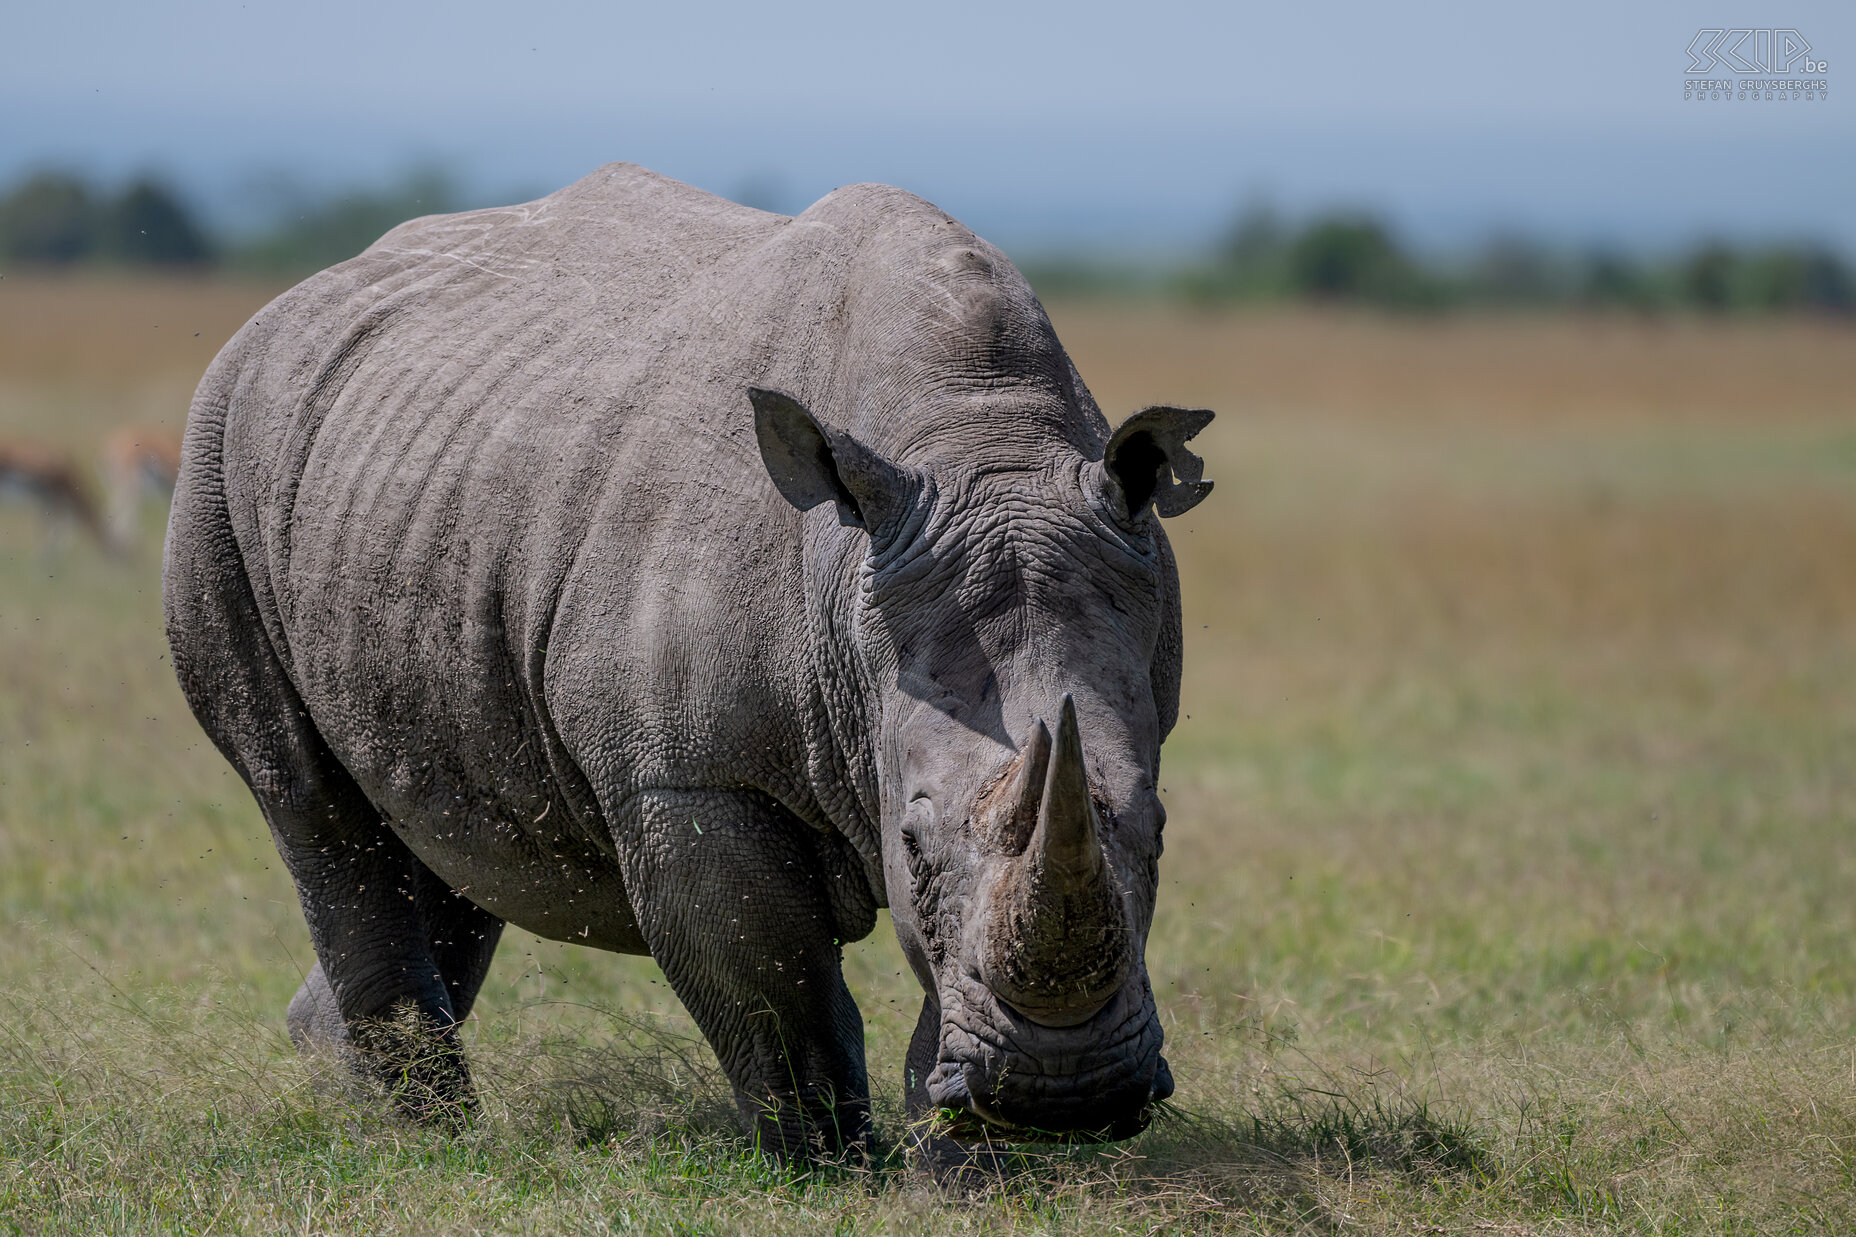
[[1, 275, 1854, 1233]]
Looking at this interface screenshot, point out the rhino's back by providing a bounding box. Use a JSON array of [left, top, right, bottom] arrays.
[[189, 164, 889, 906], [219, 162, 811, 568]]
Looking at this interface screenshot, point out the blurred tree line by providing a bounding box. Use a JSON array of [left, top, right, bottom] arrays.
[[0, 172, 214, 265], [1031, 203, 1856, 315], [0, 168, 457, 275], [3, 168, 1850, 315]]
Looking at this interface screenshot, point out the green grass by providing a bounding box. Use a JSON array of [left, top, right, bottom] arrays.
[[3, 290, 1856, 1232]]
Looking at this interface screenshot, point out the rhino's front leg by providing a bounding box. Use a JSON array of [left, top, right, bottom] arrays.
[[620, 790, 870, 1161]]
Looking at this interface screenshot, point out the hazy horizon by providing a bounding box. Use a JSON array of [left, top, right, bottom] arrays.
[[7, 0, 1852, 256]]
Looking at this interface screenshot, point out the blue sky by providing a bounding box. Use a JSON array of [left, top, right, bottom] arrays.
[[4, 0, 1851, 254]]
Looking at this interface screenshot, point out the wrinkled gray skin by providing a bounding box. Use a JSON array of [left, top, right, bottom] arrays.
[[163, 164, 1213, 1164]]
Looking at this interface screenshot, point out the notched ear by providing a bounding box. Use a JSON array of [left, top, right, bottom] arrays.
[[1104, 405, 1215, 518], [749, 386, 911, 532]]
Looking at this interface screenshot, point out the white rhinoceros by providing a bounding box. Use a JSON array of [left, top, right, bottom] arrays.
[[164, 163, 1212, 1162]]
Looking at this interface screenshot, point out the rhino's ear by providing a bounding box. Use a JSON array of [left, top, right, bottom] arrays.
[[750, 387, 910, 532], [1104, 405, 1215, 519]]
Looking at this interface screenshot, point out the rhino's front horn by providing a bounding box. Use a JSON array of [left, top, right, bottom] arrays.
[[981, 694, 1135, 1027]]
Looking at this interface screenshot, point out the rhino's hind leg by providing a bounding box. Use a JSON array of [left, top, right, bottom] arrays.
[[262, 806, 506, 1123], [287, 961, 348, 1053], [619, 790, 871, 1162], [320, 849, 505, 1123], [165, 450, 499, 1123], [285, 865, 505, 1118], [261, 786, 501, 1122]]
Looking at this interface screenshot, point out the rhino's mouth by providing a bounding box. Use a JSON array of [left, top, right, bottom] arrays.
[[926, 1058, 1172, 1144], [924, 976, 1169, 1143]]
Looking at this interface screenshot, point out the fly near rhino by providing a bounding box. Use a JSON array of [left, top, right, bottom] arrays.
[[163, 163, 1214, 1164]]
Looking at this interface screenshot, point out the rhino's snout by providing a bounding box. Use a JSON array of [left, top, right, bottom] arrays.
[[925, 1060, 970, 1109], [929, 976, 1166, 1142]]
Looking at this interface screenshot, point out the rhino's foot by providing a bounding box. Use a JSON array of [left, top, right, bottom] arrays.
[[287, 962, 476, 1126], [286, 961, 367, 1098], [286, 961, 350, 1054], [346, 1002, 477, 1128], [734, 1083, 871, 1166], [285, 964, 383, 1111]]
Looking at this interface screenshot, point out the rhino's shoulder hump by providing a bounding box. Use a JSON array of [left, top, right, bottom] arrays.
[[351, 163, 783, 282], [796, 182, 980, 251]]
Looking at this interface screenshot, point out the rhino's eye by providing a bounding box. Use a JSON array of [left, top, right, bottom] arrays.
[[901, 825, 932, 907]]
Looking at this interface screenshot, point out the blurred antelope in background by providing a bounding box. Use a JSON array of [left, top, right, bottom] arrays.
[[100, 424, 182, 550], [0, 441, 110, 553]]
